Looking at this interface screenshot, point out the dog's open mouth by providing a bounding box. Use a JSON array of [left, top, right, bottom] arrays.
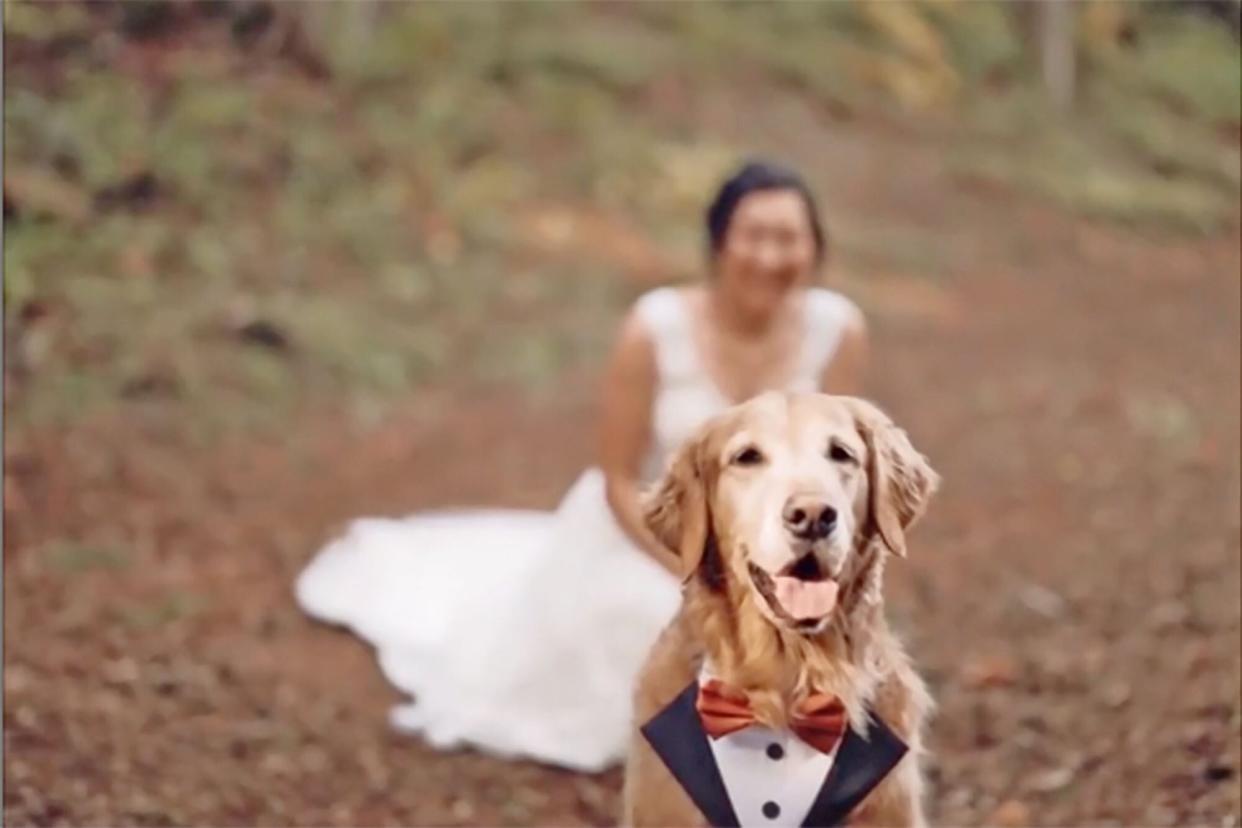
[[748, 554, 840, 631]]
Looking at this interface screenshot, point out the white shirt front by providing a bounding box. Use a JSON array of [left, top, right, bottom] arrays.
[[700, 667, 842, 826]]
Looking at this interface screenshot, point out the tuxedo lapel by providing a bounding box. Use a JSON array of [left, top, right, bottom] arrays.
[[641, 682, 906, 828], [640, 681, 740, 828], [800, 713, 908, 827]]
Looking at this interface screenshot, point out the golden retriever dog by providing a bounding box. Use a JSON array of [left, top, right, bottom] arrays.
[[623, 392, 938, 828]]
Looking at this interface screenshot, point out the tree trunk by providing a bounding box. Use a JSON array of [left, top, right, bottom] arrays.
[[1039, 0, 1077, 110], [1014, 0, 1077, 110]]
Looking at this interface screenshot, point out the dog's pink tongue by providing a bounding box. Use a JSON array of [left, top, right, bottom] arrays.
[[774, 577, 839, 621]]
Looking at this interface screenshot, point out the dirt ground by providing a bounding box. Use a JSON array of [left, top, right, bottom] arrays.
[[5, 108, 1241, 826]]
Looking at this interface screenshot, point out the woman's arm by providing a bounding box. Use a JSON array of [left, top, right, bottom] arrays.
[[598, 308, 682, 576], [820, 309, 868, 395]]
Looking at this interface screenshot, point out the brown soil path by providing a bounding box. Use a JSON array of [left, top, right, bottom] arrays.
[[5, 111, 1239, 826]]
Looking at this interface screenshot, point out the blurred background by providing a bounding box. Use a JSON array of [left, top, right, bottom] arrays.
[[3, 1, 1239, 825]]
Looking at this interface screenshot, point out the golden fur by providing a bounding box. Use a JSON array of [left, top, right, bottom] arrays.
[[623, 392, 939, 827]]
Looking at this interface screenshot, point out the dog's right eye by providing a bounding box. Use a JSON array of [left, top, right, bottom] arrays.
[[732, 446, 765, 466]]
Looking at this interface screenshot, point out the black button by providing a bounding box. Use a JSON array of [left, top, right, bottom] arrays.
[[763, 801, 781, 820], [766, 742, 784, 760]]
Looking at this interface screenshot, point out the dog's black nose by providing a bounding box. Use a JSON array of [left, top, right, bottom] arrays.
[[782, 498, 837, 540]]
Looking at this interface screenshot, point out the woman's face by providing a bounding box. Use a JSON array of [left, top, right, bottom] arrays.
[[714, 188, 819, 321]]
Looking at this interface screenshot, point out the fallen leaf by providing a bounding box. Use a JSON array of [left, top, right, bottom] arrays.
[[237, 319, 291, 352], [1029, 766, 1075, 793], [1203, 763, 1235, 783], [4, 167, 90, 223], [961, 653, 1020, 689], [1016, 581, 1068, 620], [1149, 600, 1190, 631], [1101, 680, 1132, 709], [990, 799, 1031, 827]]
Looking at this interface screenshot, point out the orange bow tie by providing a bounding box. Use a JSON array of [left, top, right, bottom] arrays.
[[696, 678, 848, 755]]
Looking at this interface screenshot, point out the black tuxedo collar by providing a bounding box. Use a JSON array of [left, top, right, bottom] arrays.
[[641, 681, 740, 827], [640, 680, 908, 828], [801, 705, 907, 827]]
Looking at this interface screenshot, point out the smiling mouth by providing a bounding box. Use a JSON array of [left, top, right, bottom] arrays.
[[748, 554, 840, 631]]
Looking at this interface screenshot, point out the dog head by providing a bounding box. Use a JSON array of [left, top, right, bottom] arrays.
[[644, 392, 938, 635]]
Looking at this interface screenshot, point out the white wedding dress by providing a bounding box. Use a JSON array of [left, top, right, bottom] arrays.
[[295, 285, 861, 772]]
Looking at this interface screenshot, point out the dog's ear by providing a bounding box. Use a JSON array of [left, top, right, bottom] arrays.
[[643, 432, 710, 581], [845, 397, 939, 558]]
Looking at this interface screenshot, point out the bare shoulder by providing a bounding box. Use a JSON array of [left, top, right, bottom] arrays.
[[843, 300, 867, 335], [611, 284, 704, 374], [839, 310, 868, 358], [608, 297, 659, 376], [816, 288, 869, 394], [817, 287, 867, 334]]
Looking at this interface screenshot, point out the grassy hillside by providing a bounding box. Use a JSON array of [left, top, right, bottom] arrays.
[[5, 0, 1239, 440]]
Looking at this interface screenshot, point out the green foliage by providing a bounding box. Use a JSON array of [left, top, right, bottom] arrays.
[[48, 541, 132, 573], [950, 6, 1239, 234], [955, 140, 1235, 233], [1110, 10, 1242, 125], [4, 0, 1238, 439], [924, 1, 1026, 86], [118, 591, 206, 629]]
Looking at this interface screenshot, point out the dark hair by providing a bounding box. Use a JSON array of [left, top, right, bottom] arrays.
[[705, 159, 828, 264]]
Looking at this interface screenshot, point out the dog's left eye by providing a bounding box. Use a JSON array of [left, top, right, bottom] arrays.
[[828, 442, 856, 464], [732, 446, 765, 466]]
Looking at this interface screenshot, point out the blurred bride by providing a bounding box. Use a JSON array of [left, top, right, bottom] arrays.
[[295, 159, 868, 772]]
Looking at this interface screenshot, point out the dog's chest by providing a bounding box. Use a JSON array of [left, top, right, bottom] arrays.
[[708, 724, 839, 826]]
